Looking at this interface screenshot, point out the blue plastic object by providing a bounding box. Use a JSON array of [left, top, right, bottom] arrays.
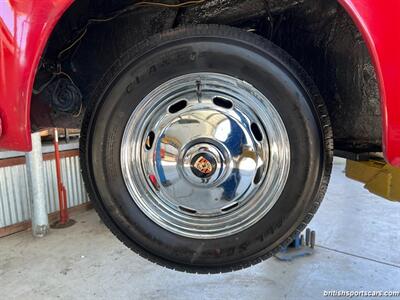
[[274, 228, 315, 261]]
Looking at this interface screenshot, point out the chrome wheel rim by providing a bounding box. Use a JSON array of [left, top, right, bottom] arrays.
[[121, 73, 290, 239]]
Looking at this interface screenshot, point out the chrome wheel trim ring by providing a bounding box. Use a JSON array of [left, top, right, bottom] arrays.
[[121, 73, 290, 239]]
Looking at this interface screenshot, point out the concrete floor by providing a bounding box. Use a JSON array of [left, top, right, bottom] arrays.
[[1, 160, 399, 300]]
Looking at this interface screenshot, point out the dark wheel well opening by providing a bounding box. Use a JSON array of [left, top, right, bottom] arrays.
[[31, 0, 381, 154]]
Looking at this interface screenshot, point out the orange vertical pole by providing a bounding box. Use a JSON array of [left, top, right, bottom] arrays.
[[53, 128, 69, 224]]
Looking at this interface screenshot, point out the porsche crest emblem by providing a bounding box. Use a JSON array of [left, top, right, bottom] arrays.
[[193, 156, 213, 175]]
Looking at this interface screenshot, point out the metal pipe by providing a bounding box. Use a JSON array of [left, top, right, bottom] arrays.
[[25, 132, 49, 237], [54, 128, 69, 224]]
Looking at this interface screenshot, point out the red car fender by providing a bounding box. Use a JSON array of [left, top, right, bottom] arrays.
[[0, 0, 399, 166], [0, 0, 73, 152], [339, 0, 400, 166]]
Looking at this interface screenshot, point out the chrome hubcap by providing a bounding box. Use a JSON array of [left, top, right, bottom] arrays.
[[121, 73, 290, 238]]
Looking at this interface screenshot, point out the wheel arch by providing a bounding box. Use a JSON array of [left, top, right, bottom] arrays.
[[0, 0, 73, 151], [2, 0, 398, 168], [338, 0, 400, 166]]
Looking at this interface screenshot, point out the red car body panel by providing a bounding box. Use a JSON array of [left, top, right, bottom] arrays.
[[339, 0, 400, 166], [0, 0, 399, 166], [0, 0, 73, 152]]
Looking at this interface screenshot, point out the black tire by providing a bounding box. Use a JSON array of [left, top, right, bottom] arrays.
[[80, 25, 333, 273]]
